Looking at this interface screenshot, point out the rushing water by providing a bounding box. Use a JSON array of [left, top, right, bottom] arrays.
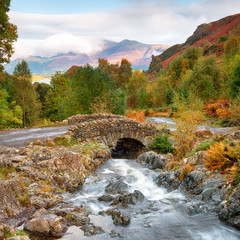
[[63, 159, 240, 240]]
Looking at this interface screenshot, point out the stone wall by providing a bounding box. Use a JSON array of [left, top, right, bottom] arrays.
[[68, 113, 127, 125], [68, 114, 160, 148]]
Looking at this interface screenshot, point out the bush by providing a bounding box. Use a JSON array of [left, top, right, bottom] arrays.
[[203, 141, 240, 173], [150, 134, 175, 154]]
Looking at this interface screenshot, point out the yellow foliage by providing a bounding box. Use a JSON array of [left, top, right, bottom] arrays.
[[172, 93, 205, 160]]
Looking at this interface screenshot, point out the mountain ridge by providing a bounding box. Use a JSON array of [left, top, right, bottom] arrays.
[[5, 39, 169, 74], [147, 13, 240, 78]]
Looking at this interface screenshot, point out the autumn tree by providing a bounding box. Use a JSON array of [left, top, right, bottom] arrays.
[[126, 70, 148, 108], [118, 58, 132, 88], [0, 0, 18, 71], [12, 60, 41, 126]]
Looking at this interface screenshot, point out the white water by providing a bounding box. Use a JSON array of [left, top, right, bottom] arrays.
[[63, 159, 240, 240]]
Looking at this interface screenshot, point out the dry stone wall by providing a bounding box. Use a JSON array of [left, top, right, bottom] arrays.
[[68, 114, 160, 147]]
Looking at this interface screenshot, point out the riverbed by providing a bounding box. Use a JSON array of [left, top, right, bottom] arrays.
[[62, 158, 240, 240]]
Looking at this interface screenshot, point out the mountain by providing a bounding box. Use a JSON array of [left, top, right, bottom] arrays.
[[147, 13, 240, 78], [4, 40, 169, 75]]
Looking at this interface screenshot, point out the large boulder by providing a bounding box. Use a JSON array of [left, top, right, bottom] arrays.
[[0, 179, 25, 220], [24, 214, 68, 238]]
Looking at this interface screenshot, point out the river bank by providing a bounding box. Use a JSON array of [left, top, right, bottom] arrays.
[[0, 126, 240, 239]]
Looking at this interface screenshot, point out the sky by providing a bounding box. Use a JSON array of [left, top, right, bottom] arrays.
[[8, 0, 240, 59]]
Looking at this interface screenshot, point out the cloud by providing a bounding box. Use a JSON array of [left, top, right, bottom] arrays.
[[9, 0, 240, 59]]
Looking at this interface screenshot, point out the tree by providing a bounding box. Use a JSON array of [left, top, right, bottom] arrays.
[[63, 66, 115, 115], [126, 70, 148, 108], [0, 88, 22, 129], [183, 56, 221, 101], [12, 60, 41, 126], [0, 0, 18, 71], [33, 82, 51, 118], [118, 58, 132, 88], [45, 72, 71, 121]]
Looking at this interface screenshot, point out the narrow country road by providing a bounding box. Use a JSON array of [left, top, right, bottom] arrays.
[[0, 117, 233, 147], [0, 126, 69, 147]]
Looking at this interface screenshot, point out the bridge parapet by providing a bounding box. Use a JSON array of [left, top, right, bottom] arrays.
[[68, 114, 159, 147]]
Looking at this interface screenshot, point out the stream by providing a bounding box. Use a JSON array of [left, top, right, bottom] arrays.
[[62, 158, 240, 240]]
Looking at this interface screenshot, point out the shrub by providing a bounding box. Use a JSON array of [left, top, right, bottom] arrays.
[[203, 99, 231, 119], [203, 141, 240, 173], [150, 134, 174, 154], [127, 110, 145, 123], [218, 35, 228, 43]]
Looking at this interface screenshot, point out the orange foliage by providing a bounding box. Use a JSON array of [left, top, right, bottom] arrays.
[[203, 141, 240, 173], [127, 110, 145, 123], [203, 99, 231, 119]]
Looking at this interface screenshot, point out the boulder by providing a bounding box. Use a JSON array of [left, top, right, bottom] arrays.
[[105, 177, 129, 194], [106, 209, 131, 226], [137, 151, 171, 170], [0, 179, 25, 220], [24, 214, 68, 237]]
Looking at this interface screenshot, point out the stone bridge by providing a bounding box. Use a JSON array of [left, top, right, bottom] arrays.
[[68, 114, 163, 158]]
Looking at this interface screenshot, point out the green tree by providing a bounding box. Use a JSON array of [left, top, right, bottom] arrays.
[[0, 88, 22, 129], [33, 82, 51, 118], [230, 59, 240, 98], [45, 72, 71, 121], [12, 60, 41, 126], [183, 56, 221, 101], [63, 66, 115, 116], [0, 0, 18, 71]]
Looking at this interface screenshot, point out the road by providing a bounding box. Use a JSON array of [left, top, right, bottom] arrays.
[[0, 117, 233, 147], [0, 126, 69, 147]]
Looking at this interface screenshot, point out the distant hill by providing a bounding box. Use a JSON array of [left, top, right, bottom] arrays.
[[147, 13, 240, 78], [4, 40, 169, 75]]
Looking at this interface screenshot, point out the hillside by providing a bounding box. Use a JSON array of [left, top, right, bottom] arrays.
[[147, 13, 240, 78], [4, 40, 169, 75]]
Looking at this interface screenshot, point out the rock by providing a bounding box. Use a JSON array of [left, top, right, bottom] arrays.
[[45, 138, 55, 147], [24, 215, 68, 237], [0, 179, 25, 220], [106, 210, 131, 226], [32, 208, 47, 218], [202, 187, 222, 202], [62, 120, 68, 125], [155, 170, 181, 191], [137, 151, 171, 170], [6, 236, 30, 240], [184, 151, 205, 165], [105, 177, 129, 194], [180, 170, 207, 190], [98, 195, 114, 202], [111, 190, 145, 207], [24, 218, 50, 236], [33, 139, 44, 146], [81, 223, 104, 236]]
